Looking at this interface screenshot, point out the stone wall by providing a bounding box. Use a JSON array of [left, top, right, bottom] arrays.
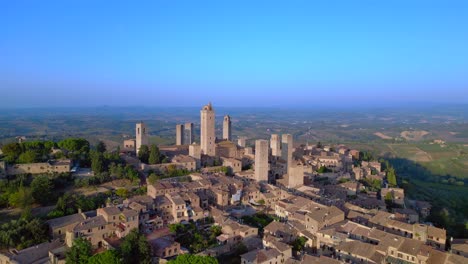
[[6, 160, 71, 176]]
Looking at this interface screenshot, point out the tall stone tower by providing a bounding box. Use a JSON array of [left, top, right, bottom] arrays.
[[176, 124, 184, 145], [254, 139, 269, 182], [281, 134, 293, 174], [238, 137, 246, 147], [270, 134, 281, 157], [200, 102, 216, 156], [223, 115, 232, 141], [184, 122, 194, 145], [136, 122, 149, 154]]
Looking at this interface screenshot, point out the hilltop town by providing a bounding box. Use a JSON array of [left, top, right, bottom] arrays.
[[0, 103, 467, 264]]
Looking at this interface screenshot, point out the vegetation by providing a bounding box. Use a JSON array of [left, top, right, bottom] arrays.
[[30, 175, 53, 205], [8, 183, 33, 209], [291, 236, 308, 252], [47, 193, 108, 219], [0, 173, 72, 209], [88, 250, 122, 264], [241, 213, 278, 235], [359, 151, 375, 162], [359, 178, 382, 192], [138, 145, 150, 163], [96, 140, 107, 153], [148, 144, 162, 164], [388, 157, 468, 238], [1, 141, 57, 164], [66, 238, 92, 264], [168, 254, 218, 264], [0, 217, 48, 250], [120, 229, 152, 264], [317, 166, 332, 173], [65, 230, 150, 264], [169, 222, 222, 253]]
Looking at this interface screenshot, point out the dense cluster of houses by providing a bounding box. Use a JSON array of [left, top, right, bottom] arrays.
[[1, 104, 466, 263]]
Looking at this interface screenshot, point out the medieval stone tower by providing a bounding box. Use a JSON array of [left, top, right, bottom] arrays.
[[200, 102, 216, 156], [223, 115, 232, 141], [254, 139, 269, 182], [282, 134, 293, 174], [136, 122, 149, 154], [270, 134, 281, 157]]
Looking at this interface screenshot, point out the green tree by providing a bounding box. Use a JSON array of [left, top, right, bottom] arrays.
[[291, 236, 308, 252], [115, 188, 129, 198], [147, 173, 160, 184], [120, 229, 152, 264], [384, 192, 394, 208], [148, 144, 161, 164], [31, 175, 53, 205], [88, 250, 122, 264], [17, 150, 38, 163], [386, 166, 397, 187], [168, 254, 218, 264], [138, 145, 150, 163], [2, 143, 22, 163], [66, 238, 92, 264], [96, 141, 107, 153], [9, 184, 34, 208], [91, 151, 105, 174], [0, 218, 48, 250], [317, 166, 331, 173], [58, 138, 90, 153]]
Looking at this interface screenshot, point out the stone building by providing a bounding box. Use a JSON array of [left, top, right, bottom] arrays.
[[200, 103, 216, 156], [184, 122, 194, 145], [238, 137, 246, 147], [254, 139, 269, 182], [281, 134, 293, 174], [189, 143, 201, 168], [223, 115, 232, 141], [5, 159, 71, 176], [270, 134, 281, 158], [175, 124, 184, 145], [123, 139, 136, 153], [136, 122, 149, 154]]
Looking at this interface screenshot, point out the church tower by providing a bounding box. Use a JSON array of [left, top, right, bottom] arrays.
[[136, 122, 149, 154]]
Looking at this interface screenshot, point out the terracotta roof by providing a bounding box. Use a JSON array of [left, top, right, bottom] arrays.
[[73, 215, 107, 232]]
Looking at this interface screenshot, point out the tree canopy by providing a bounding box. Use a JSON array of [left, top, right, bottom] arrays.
[[30, 175, 53, 205], [0, 217, 48, 250], [148, 144, 161, 164], [96, 141, 107, 153], [120, 229, 152, 264], [66, 238, 92, 264], [88, 249, 122, 264], [138, 145, 149, 163], [167, 254, 218, 264]]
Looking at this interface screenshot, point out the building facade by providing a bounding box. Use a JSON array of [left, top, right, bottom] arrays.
[[223, 115, 232, 141], [176, 124, 184, 145], [281, 134, 293, 174], [136, 122, 149, 154], [270, 134, 281, 157], [184, 122, 194, 145], [254, 139, 269, 182], [200, 103, 216, 156]]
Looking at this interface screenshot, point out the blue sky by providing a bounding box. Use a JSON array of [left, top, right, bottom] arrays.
[[1, 0, 467, 107]]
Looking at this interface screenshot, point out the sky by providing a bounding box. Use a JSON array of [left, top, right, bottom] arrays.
[[1, 0, 468, 107]]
